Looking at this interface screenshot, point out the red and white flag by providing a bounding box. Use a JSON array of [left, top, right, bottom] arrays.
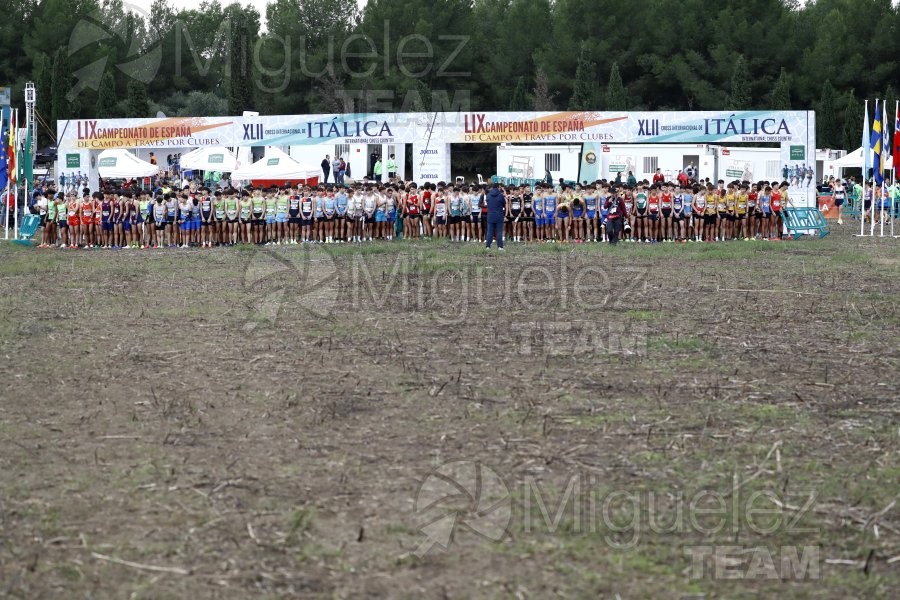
[[893, 100, 900, 172]]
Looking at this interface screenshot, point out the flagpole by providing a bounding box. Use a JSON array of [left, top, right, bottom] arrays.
[[871, 100, 878, 236], [894, 100, 898, 238], [859, 100, 869, 236], [1, 107, 6, 241], [871, 97, 876, 236], [870, 180, 875, 235], [2, 109, 8, 240], [23, 161, 28, 242], [12, 109, 18, 240], [871, 182, 877, 236], [881, 99, 887, 236], [3, 182, 8, 240]]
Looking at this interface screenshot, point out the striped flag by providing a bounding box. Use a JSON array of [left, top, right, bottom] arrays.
[[6, 110, 15, 186], [0, 115, 7, 192], [19, 119, 32, 185], [894, 101, 900, 172], [870, 100, 883, 186]]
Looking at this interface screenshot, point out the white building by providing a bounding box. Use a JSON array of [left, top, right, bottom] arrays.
[[497, 143, 847, 184], [496, 144, 583, 183], [288, 142, 406, 181]]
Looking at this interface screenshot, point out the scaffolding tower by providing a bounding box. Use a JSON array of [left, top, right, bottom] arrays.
[[25, 82, 36, 155]]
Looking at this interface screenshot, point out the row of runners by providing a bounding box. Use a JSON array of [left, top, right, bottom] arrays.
[[32, 179, 797, 248]]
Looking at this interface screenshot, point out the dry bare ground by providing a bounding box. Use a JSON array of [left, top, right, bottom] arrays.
[[1, 226, 898, 599]]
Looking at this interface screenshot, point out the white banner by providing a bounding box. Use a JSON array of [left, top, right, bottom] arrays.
[[59, 111, 815, 150], [412, 143, 450, 184]]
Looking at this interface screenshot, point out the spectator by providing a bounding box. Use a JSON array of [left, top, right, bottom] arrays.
[[149, 153, 159, 186], [5, 188, 16, 229], [387, 154, 398, 180], [332, 155, 342, 184], [321, 155, 331, 183], [34, 192, 49, 246], [653, 168, 665, 185], [626, 171, 637, 186], [374, 157, 383, 182]]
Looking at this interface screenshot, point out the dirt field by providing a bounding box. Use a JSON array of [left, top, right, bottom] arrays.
[[1, 227, 898, 599]]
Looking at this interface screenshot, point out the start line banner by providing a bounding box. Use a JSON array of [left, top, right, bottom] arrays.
[[58, 111, 814, 151]]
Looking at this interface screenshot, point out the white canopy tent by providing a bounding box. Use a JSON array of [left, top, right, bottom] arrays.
[[97, 149, 159, 178], [832, 146, 893, 169], [179, 146, 239, 171], [230, 147, 319, 183]]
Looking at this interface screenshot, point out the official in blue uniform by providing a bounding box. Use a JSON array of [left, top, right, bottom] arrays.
[[485, 183, 506, 250]]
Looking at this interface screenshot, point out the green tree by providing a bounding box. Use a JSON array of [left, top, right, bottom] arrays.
[[32, 52, 53, 145], [482, 0, 552, 109], [1, 0, 900, 122], [817, 80, 839, 148], [353, 0, 476, 112], [0, 1, 31, 85], [226, 7, 256, 114], [770, 67, 790, 110], [126, 80, 149, 117], [509, 76, 529, 111], [725, 55, 751, 110], [50, 47, 72, 125], [840, 89, 863, 152], [178, 91, 229, 117], [532, 67, 555, 111], [96, 72, 117, 118], [606, 62, 626, 111], [881, 85, 897, 117], [568, 42, 598, 110]]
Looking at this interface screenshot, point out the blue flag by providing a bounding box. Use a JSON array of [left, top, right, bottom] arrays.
[[871, 100, 884, 186]]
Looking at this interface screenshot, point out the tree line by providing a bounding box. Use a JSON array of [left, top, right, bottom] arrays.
[[1, 0, 897, 151]]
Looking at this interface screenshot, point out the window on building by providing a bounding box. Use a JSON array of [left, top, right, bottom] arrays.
[[545, 153, 561, 172]]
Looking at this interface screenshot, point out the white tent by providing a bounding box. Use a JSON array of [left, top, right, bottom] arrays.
[[230, 147, 319, 183], [179, 146, 239, 171], [832, 146, 893, 169], [97, 149, 159, 178]]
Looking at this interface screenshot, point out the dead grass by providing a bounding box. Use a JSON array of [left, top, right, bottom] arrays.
[[0, 227, 898, 599]]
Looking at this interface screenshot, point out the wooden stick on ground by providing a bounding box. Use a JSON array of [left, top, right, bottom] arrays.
[[91, 552, 190, 575]]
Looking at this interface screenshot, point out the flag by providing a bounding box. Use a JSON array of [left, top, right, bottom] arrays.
[[881, 100, 890, 178], [6, 111, 15, 186], [18, 120, 32, 185], [0, 115, 7, 192], [863, 101, 870, 182], [870, 100, 883, 186], [893, 101, 900, 172]]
